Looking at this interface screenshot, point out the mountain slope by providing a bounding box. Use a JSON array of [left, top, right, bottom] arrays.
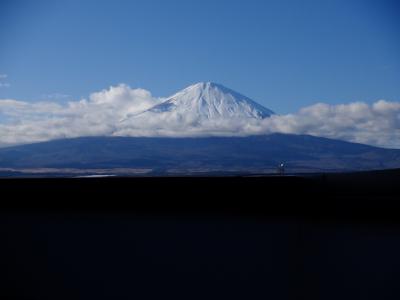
[[123, 82, 274, 122], [0, 134, 399, 173]]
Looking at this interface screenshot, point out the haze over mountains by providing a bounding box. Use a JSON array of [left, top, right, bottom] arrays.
[[0, 82, 400, 174]]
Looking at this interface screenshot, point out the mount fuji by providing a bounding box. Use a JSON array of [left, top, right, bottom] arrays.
[[0, 82, 400, 175], [121, 82, 274, 126], [148, 82, 273, 118]]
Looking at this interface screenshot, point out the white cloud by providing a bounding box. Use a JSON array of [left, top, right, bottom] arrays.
[[0, 84, 399, 148], [0, 84, 161, 146], [0, 74, 7, 79], [258, 100, 400, 148]]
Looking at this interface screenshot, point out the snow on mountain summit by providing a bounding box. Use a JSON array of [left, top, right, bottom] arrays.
[[116, 82, 275, 137], [145, 82, 274, 120]]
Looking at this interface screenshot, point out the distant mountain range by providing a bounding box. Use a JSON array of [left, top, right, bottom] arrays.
[[0, 134, 399, 174], [0, 82, 399, 175]]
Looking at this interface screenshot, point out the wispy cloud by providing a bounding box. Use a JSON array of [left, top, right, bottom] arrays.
[[0, 83, 11, 88], [40, 93, 72, 101], [0, 84, 399, 148], [0, 74, 10, 88]]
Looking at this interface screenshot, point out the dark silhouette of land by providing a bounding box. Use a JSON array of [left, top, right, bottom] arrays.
[[1, 134, 400, 173]]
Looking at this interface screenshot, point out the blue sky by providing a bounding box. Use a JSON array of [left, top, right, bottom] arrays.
[[0, 0, 399, 113]]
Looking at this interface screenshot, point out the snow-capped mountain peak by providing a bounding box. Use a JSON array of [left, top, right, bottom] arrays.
[[146, 82, 274, 120]]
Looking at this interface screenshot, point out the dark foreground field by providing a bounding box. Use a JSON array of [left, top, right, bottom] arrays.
[[1, 168, 399, 220], [1, 169, 400, 299]]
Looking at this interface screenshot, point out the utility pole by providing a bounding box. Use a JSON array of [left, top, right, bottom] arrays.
[[277, 163, 285, 176]]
